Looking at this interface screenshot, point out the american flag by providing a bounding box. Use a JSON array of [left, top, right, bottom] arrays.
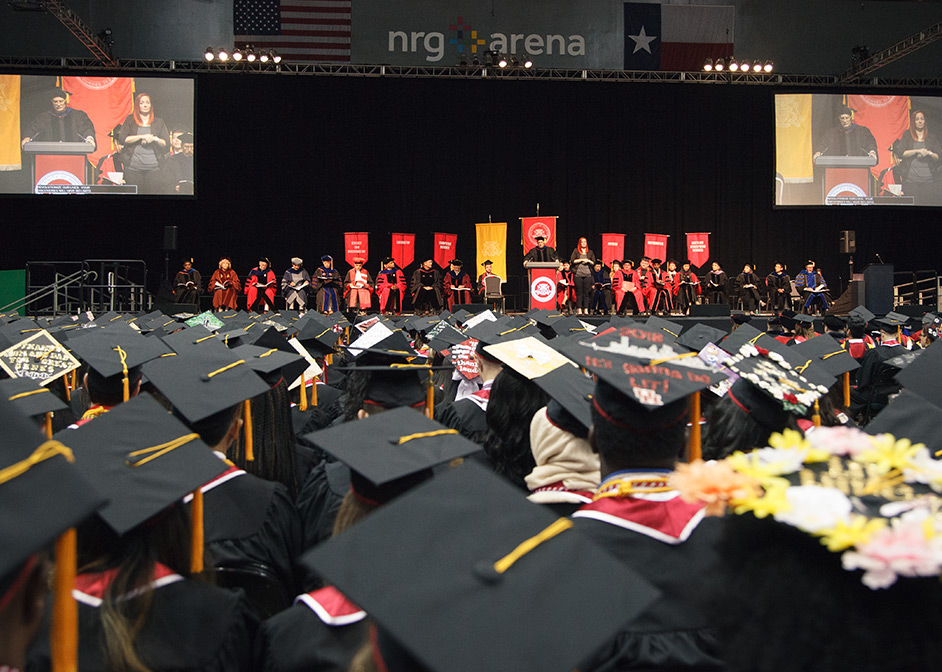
[[234, 0, 351, 63]]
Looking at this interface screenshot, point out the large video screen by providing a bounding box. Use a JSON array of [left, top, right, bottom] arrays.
[[0, 74, 194, 196], [774, 93, 942, 207]]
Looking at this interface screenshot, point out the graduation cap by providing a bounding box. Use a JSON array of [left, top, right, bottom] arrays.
[[295, 318, 342, 357], [870, 316, 904, 333], [550, 315, 593, 338], [849, 305, 876, 324], [68, 328, 169, 381], [531, 364, 595, 436], [865, 389, 942, 457], [895, 338, 942, 399], [730, 311, 752, 326], [301, 407, 482, 504], [230, 343, 308, 386], [160, 325, 233, 358], [720, 323, 789, 357], [483, 336, 575, 381], [0, 377, 68, 436], [644, 315, 683, 341], [300, 460, 659, 672], [676, 323, 728, 353], [791, 334, 860, 378], [526, 309, 567, 327], [426, 324, 467, 354], [723, 342, 832, 416], [822, 315, 847, 333]]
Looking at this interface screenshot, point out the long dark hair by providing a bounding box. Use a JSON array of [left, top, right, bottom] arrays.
[[909, 108, 929, 141], [702, 394, 799, 460], [231, 381, 300, 498], [482, 368, 549, 490]]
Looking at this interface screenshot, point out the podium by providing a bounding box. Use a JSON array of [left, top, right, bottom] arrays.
[[22, 140, 94, 194], [814, 155, 877, 205], [862, 263, 894, 316], [524, 261, 560, 310]]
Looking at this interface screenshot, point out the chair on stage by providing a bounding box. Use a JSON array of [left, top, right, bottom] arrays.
[[483, 275, 506, 313], [788, 280, 803, 312]]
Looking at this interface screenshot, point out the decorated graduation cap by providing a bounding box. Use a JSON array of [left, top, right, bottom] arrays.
[[483, 336, 574, 381], [301, 459, 659, 672], [723, 342, 832, 417], [302, 407, 481, 505], [0, 396, 106, 672], [720, 323, 789, 357]]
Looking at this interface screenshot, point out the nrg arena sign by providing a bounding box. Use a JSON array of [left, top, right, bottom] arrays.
[[388, 24, 586, 63]]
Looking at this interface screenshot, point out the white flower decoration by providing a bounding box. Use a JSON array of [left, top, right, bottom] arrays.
[[903, 446, 942, 491], [773, 485, 853, 533]]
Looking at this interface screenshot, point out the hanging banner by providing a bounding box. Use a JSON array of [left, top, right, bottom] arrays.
[[60, 76, 134, 169], [475, 221, 507, 281], [600, 233, 625, 267], [433, 232, 457, 269], [846, 94, 911, 183], [344, 232, 369, 267], [391, 233, 415, 270], [643, 233, 669, 260], [520, 216, 557, 254], [686, 233, 711, 269], [0, 75, 21, 171]]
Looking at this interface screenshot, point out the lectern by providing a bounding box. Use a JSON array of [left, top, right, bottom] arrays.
[[813, 155, 877, 204], [22, 140, 94, 194], [524, 261, 560, 310]]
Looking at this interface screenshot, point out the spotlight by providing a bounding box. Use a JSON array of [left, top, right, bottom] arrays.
[[753, 60, 762, 72], [472, 55, 480, 66], [259, 51, 269, 63], [763, 60, 773, 73], [740, 60, 750, 72], [246, 48, 256, 62], [272, 51, 281, 63], [703, 58, 713, 72], [714, 58, 724, 71], [498, 54, 508, 68], [510, 55, 519, 67], [729, 59, 739, 72], [204, 47, 214, 61], [458, 54, 467, 66], [523, 57, 532, 68], [218, 48, 229, 61], [232, 48, 243, 61]]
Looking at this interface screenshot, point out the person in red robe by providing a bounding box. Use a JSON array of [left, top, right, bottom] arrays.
[[376, 257, 407, 315], [245, 257, 276, 312], [207, 257, 241, 311], [442, 259, 473, 310], [476, 260, 499, 300], [344, 258, 373, 314], [556, 260, 576, 314], [633, 257, 658, 315]]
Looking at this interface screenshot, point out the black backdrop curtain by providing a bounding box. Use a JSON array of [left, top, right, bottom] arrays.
[[2, 72, 937, 303]]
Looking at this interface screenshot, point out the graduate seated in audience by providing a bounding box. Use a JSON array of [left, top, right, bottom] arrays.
[[849, 316, 905, 424]]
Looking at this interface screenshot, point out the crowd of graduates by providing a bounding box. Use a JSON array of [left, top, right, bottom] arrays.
[[3, 297, 942, 672]]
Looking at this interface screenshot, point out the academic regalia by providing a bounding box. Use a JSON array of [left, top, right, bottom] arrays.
[[433, 381, 491, 445], [523, 244, 560, 263], [257, 586, 367, 672], [282, 268, 312, 310], [343, 268, 373, 310], [174, 267, 202, 304], [95, 150, 125, 185], [410, 266, 443, 313], [376, 267, 407, 313], [794, 269, 829, 313], [295, 458, 349, 551], [590, 266, 610, 314], [633, 268, 658, 311], [765, 271, 791, 312], [849, 336, 903, 419], [208, 268, 241, 310], [705, 270, 728, 305], [614, 270, 647, 314], [649, 268, 674, 313], [677, 270, 701, 313], [477, 271, 499, 300], [735, 271, 762, 311], [246, 267, 277, 312], [556, 268, 575, 310], [313, 266, 343, 313], [29, 572, 260, 672], [443, 269, 474, 310]]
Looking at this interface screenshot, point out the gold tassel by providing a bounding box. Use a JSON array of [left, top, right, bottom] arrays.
[[426, 369, 435, 419], [63, 374, 70, 402], [688, 392, 701, 462], [311, 378, 318, 406], [812, 400, 822, 427], [190, 489, 204, 574], [51, 528, 77, 672], [44, 412, 53, 439], [243, 399, 254, 461], [299, 376, 308, 411], [843, 372, 851, 409]]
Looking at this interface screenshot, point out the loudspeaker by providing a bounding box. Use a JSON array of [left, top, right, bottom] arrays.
[[863, 263, 894, 315], [689, 304, 731, 317], [163, 225, 178, 251], [839, 230, 856, 254]]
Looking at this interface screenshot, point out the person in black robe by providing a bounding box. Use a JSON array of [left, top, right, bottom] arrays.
[[677, 261, 701, 314], [410, 258, 442, 315], [813, 105, 878, 163], [173, 259, 202, 305], [522, 236, 560, 264], [434, 340, 502, 445], [590, 261, 610, 315], [20, 88, 96, 149], [735, 263, 763, 312], [165, 131, 194, 194], [765, 262, 791, 314], [849, 318, 904, 423], [705, 261, 728, 305]]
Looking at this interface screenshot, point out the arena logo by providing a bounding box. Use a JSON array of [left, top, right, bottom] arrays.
[[388, 16, 586, 63], [530, 276, 556, 303]]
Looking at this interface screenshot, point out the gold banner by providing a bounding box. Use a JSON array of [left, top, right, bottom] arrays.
[[775, 93, 813, 184], [0, 75, 21, 172], [475, 221, 507, 283]]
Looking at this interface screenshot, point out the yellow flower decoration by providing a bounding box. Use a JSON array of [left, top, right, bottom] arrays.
[[768, 429, 809, 452], [734, 479, 791, 519], [815, 515, 887, 552], [726, 451, 789, 482], [855, 433, 924, 474]]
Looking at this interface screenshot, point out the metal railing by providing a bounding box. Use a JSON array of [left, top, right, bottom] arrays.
[[893, 270, 939, 310]]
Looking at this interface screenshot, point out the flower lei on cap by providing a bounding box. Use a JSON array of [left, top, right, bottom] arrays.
[[670, 426, 942, 590], [723, 342, 830, 414]]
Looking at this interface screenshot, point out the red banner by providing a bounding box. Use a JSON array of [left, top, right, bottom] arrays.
[[686, 232, 711, 269], [521, 216, 557, 254], [344, 232, 369, 267], [600, 233, 625, 267], [846, 95, 911, 183], [643, 233, 669, 261], [433, 232, 457, 269], [60, 76, 133, 169], [391, 233, 415, 269]]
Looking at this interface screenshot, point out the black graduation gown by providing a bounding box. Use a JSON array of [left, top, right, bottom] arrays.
[[296, 458, 349, 554], [434, 397, 487, 445], [849, 343, 903, 418], [572, 496, 727, 671], [174, 269, 202, 304], [705, 271, 728, 305], [29, 577, 259, 672], [765, 272, 791, 312], [203, 468, 305, 596], [735, 272, 762, 311], [257, 586, 368, 672]]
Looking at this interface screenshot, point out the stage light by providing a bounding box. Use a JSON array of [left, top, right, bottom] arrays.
[[259, 51, 269, 63], [763, 60, 773, 72], [472, 55, 480, 66], [272, 51, 281, 63], [729, 59, 739, 72], [523, 57, 533, 68], [703, 58, 713, 71], [232, 48, 243, 61], [510, 55, 519, 67], [458, 54, 467, 66], [498, 54, 508, 68], [714, 58, 724, 71], [218, 48, 229, 61], [204, 47, 214, 61], [753, 60, 762, 72], [740, 61, 750, 72], [246, 48, 256, 62]]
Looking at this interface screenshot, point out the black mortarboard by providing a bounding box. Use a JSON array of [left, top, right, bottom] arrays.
[[730, 311, 752, 326], [449, 259, 463, 266], [865, 389, 942, 456], [481, 259, 493, 266], [823, 315, 847, 332], [301, 460, 659, 672], [0, 377, 68, 418], [0, 398, 104, 579], [644, 315, 683, 341], [526, 309, 566, 327], [871, 316, 903, 333], [676, 323, 727, 353], [849, 305, 876, 324], [531, 365, 594, 435], [791, 334, 861, 377], [141, 350, 270, 424], [295, 318, 342, 357], [723, 342, 832, 415], [231, 343, 308, 385], [67, 328, 169, 378], [793, 313, 814, 328], [550, 315, 593, 338], [426, 324, 467, 355], [895, 338, 942, 398], [302, 407, 481, 504], [720, 323, 789, 357], [60, 394, 226, 536], [160, 325, 232, 358]]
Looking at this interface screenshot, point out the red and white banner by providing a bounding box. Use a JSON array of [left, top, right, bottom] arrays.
[[521, 216, 557, 254], [433, 232, 458, 269], [600, 233, 625, 267], [846, 95, 911, 183], [643, 233, 669, 260], [391, 233, 415, 269], [344, 232, 369, 267], [60, 76, 133, 168], [686, 233, 711, 269]]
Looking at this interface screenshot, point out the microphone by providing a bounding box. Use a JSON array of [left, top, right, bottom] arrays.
[[876, 253, 884, 264]]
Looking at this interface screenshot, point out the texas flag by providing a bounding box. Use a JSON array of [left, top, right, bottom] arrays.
[[624, 3, 734, 71]]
